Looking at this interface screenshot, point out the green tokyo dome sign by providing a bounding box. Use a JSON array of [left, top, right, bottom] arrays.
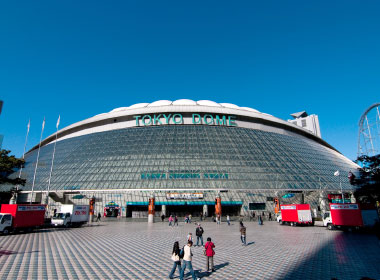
[[134, 113, 237, 127]]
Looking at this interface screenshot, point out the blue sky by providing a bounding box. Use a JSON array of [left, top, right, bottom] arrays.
[[0, 1, 379, 161]]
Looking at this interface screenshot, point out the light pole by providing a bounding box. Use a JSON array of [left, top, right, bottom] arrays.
[[334, 170, 344, 203]]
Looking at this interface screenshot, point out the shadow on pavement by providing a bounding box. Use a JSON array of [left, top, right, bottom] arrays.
[[41, 224, 106, 232], [0, 249, 17, 258], [0, 246, 39, 258], [196, 262, 230, 278], [282, 231, 380, 280]]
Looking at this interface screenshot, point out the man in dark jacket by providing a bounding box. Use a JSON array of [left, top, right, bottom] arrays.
[[240, 221, 246, 246], [195, 224, 204, 247]]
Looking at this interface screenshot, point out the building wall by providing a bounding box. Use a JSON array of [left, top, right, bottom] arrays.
[[18, 189, 354, 218], [288, 114, 321, 138], [7, 125, 357, 194]]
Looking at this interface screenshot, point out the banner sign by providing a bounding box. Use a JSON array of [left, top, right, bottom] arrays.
[[282, 194, 295, 198], [280, 205, 296, 210], [330, 204, 359, 210], [106, 201, 119, 207], [18, 205, 45, 211], [328, 194, 350, 200], [166, 193, 204, 200]]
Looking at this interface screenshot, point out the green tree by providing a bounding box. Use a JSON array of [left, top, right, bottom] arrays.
[[0, 149, 26, 186], [354, 154, 380, 203]]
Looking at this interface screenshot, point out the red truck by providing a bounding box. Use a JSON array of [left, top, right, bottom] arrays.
[[323, 203, 379, 230], [0, 204, 46, 235], [277, 204, 313, 226]]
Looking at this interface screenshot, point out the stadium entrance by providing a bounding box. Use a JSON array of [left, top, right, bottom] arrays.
[[125, 200, 242, 218], [166, 205, 204, 218], [104, 201, 121, 217]]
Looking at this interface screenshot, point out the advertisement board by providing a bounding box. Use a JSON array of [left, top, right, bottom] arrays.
[[166, 192, 204, 200]]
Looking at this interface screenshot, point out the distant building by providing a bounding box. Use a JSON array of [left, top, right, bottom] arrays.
[[288, 111, 321, 138]]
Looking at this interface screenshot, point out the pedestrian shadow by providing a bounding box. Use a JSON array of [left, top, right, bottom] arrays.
[[0, 249, 17, 258], [246, 241, 255, 246], [196, 262, 229, 278], [0, 247, 39, 258]]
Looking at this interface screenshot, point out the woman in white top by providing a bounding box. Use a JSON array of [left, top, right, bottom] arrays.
[[180, 241, 200, 280], [169, 241, 181, 279]]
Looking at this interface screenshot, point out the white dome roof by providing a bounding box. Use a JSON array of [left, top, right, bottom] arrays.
[[172, 99, 197, 106], [94, 113, 108, 117], [106, 99, 263, 115], [240, 107, 259, 113], [220, 103, 240, 109], [110, 107, 129, 113], [196, 100, 221, 107], [36, 98, 326, 152], [129, 103, 149, 109], [148, 100, 172, 107]]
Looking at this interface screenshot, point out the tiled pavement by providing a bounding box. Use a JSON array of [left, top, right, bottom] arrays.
[[0, 220, 379, 280]]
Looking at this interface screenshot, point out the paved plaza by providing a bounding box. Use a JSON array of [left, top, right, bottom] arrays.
[[0, 220, 379, 280]]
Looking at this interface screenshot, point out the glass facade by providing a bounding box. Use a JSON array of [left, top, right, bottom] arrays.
[[7, 125, 357, 193]]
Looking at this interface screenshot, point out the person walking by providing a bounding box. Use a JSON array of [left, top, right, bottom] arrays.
[[169, 241, 182, 279], [268, 212, 272, 221], [217, 214, 221, 225], [195, 224, 204, 247], [204, 237, 215, 272], [226, 215, 230, 226], [161, 214, 165, 222], [187, 232, 193, 243], [180, 240, 200, 280], [200, 213, 203, 221], [258, 215, 263, 226], [174, 215, 179, 226], [189, 214, 192, 224], [240, 221, 247, 246], [169, 215, 174, 227], [96, 212, 101, 222]]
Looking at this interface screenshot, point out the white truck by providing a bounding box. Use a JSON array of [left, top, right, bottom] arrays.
[[51, 205, 89, 227]]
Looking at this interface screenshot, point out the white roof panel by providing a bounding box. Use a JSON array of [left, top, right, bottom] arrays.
[[196, 100, 221, 107], [148, 100, 172, 107], [240, 107, 260, 113], [129, 103, 149, 109], [220, 103, 240, 109], [172, 99, 197, 106], [110, 107, 129, 113]]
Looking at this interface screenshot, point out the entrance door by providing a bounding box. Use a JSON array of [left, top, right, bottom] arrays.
[[126, 205, 148, 217], [207, 205, 242, 218], [105, 207, 119, 217], [166, 205, 203, 217]]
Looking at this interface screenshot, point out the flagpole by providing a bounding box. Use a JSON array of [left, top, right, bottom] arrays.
[[18, 119, 30, 179], [46, 116, 60, 215], [31, 117, 45, 204], [10, 120, 31, 204]]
